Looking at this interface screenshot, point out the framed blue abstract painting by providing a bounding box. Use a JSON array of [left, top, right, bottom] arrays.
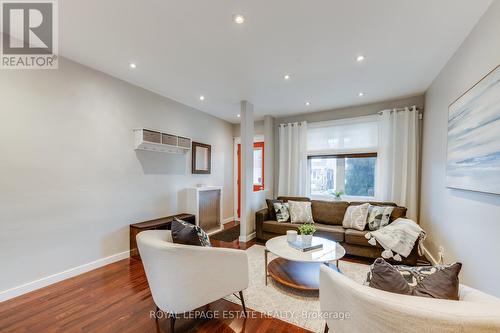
[[447, 65, 500, 195]]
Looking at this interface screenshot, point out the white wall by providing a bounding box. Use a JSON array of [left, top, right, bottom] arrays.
[[420, 1, 500, 296], [0, 58, 234, 297]]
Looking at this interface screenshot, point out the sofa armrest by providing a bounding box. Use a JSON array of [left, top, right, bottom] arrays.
[[255, 208, 269, 240]]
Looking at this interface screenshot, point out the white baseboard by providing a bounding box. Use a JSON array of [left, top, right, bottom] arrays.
[[223, 217, 235, 224], [422, 245, 438, 265], [0, 250, 130, 303], [239, 232, 256, 243]]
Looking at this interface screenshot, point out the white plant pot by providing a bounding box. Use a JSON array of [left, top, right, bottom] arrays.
[[302, 234, 313, 246]]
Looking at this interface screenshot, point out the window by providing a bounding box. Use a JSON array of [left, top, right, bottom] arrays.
[[309, 154, 376, 197], [307, 116, 378, 199], [345, 156, 376, 196], [310, 157, 337, 196]]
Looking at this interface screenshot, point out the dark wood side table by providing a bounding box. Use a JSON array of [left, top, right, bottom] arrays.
[[130, 213, 195, 259]]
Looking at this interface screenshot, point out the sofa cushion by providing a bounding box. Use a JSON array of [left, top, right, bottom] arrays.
[[407, 263, 462, 300], [342, 203, 370, 231], [350, 201, 397, 207], [273, 202, 290, 223], [262, 220, 302, 234], [311, 200, 349, 225], [289, 201, 314, 223], [367, 258, 413, 295], [262, 221, 345, 242], [314, 224, 345, 242], [277, 196, 311, 203], [390, 206, 407, 221], [345, 229, 382, 249], [367, 205, 394, 231], [171, 218, 211, 247], [266, 199, 281, 221], [367, 258, 463, 300], [349, 201, 407, 222]]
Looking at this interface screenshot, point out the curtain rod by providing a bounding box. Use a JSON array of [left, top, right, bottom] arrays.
[[377, 105, 423, 114], [279, 122, 306, 127]]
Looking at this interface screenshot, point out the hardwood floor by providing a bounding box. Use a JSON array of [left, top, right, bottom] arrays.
[[0, 221, 428, 333], [0, 223, 311, 333], [210, 221, 256, 250]]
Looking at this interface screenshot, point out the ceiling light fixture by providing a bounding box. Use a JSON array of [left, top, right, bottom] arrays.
[[358, 92, 365, 97], [356, 55, 365, 62], [199, 95, 205, 101], [305, 102, 311, 106], [233, 14, 245, 24], [237, 114, 241, 118], [284, 74, 291, 80], [129, 62, 137, 69]]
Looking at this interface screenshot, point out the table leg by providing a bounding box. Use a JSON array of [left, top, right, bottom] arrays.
[[264, 249, 269, 286], [324, 260, 340, 272]]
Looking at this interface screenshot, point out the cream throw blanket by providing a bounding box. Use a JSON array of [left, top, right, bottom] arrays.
[[365, 218, 426, 262]]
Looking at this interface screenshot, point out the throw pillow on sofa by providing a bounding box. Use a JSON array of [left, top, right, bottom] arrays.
[[171, 218, 211, 247], [266, 199, 282, 221], [342, 203, 370, 231], [289, 201, 314, 223], [273, 202, 290, 223], [367, 205, 394, 230], [366, 258, 462, 300]]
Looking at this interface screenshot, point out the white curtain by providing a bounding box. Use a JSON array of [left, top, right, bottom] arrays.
[[376, 106, 420, 220], [278, 121, 308, 196]]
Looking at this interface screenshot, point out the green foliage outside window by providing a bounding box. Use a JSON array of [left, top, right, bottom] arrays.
[[344, 157, 376, 196]]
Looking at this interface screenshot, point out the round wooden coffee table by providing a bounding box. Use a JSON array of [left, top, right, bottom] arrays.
[[265, 235, 346, 291]]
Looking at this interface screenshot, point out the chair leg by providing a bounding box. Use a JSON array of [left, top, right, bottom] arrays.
[[170, 314, 176, 333], [324, 323, 329, 333], [239, 291, 248, 317]]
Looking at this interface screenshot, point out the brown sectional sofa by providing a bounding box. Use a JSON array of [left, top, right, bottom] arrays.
[[256, 196, 419, 265]]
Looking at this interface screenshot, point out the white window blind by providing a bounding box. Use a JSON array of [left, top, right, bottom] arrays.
[[307, 116, 379, 155]]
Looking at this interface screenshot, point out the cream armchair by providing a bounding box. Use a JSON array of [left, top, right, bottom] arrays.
[[137, 230, 249, 332], [319, 265, 500, 333]]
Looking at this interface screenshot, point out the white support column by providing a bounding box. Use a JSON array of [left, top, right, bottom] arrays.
[[239, 101, 255, 242], [263, 115, 274, 199]]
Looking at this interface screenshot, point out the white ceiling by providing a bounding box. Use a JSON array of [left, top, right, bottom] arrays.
[[58, 0, 492, 122]]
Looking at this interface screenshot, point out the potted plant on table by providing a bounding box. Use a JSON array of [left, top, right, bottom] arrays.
[[298, 223, 316, 246]]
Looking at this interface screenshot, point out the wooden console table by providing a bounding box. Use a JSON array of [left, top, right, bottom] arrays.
[[129, 213, 195, 259]]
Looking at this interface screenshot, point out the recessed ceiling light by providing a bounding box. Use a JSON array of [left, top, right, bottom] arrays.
[[358, 92, 365, 97], [129, 62, 137, 69], [305, 102, 311, 106], [356, 55, 365, 62], [199, 95, 205, 101], [233, 14, 245, 24], [237, 114, 241, 118], [284, 74, 291, 80]]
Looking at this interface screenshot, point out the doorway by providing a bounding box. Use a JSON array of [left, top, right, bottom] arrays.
[[237, 141, 265, 218]]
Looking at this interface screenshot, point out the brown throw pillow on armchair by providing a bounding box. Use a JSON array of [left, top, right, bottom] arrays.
[[367, 258, 462, 300], [367, 258, 412, 295]]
